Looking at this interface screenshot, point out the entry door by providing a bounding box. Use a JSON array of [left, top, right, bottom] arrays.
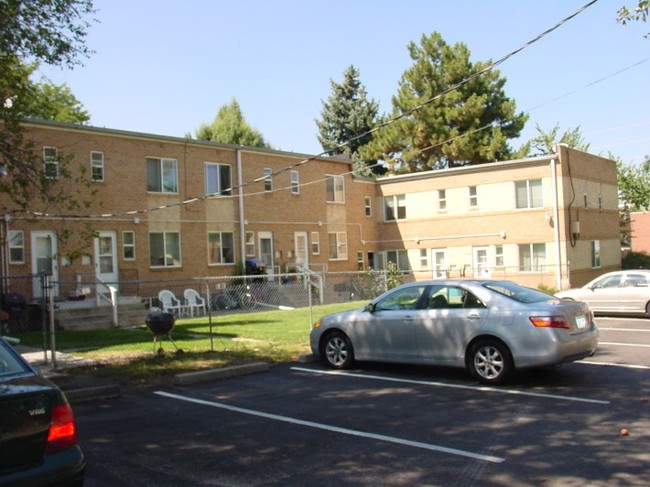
[[432, 249, 448, 278], [31, 231, 59, 298], [258, 232, 274, 275], [94, 231, 119, 288], [294, 231, 308, 268], [473, 247, 490, 277]]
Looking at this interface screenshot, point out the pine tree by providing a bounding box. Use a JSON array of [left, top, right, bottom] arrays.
[[316, 65, 383, 175], [361, 32, 527, 173]]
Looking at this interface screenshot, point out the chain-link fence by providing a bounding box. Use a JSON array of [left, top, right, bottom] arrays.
[[1, 266, 566, 369]]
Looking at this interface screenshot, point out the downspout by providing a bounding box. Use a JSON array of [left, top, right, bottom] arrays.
[[237, 149, 246, 266], [551, 158, 562, 290]]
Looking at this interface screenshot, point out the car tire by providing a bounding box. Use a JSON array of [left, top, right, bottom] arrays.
[[467, 339, 513, 385], [646, 302, 650, 319], [321, 331, 354, 369]]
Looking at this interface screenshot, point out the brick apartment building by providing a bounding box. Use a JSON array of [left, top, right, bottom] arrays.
[[0, 120, 620, 301]]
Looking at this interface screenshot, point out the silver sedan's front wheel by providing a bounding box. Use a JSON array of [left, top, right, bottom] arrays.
[[468, 339, 513, 385], [322, 331, 354, 369]]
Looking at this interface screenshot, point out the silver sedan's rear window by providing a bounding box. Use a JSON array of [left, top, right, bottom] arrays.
[[483, 281, 554, 304]]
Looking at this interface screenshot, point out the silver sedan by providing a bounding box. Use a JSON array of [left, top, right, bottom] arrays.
[[555, 270, 650, 316], [310, 279, 599, 385]]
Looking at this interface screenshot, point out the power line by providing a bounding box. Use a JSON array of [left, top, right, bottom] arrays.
[[21, 0, 600, 221]]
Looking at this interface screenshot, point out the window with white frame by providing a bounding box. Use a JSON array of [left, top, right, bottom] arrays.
[[328, 232, 347, 260], [495, 245, 504, 267], [325, 175, 344, 203], [245, 231, 255, 257], [149, 232, 181, 267], [364, 196, 372, 216], [515, 179, 543, 209], [264, 168, 273, 192], [91, 151, 104, 181], [8, 230, 24, 264], [208, 232, 235, 264], [311, 231, 320, 255], [205, 162, 232, 196], [147, 157, 178, 193], [469, 186, 478, 208], [583, 193, 588, 209], [43, 146, 58, 179], [386, 250, 410, 270], [291, 171, 299, 194], [598, 194, 603, 210], [357, 251, 365, 270], [384, 194, 406, 221], [438, 189, 447, 211], [419, 249, 428, 269], [519, 243, 546, 272], [591, 240, 601, 268], [122, 231, 135, 260]]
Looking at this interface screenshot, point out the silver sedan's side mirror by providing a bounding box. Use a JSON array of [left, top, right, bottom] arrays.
[[365, 302, 376, 313]]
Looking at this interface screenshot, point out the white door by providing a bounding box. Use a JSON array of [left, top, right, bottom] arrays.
[[294, 231, 308, 268], [31, 231, 59, 298], [473, 247, 490, 277], [94, 231, 119, 289], [432, 249, 448, 278], [258, 232, 274, 275]]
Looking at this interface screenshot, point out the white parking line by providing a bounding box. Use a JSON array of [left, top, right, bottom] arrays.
[[154, 390, 505, 464], [599, 341, 650, 348], [582, 361, 650, 370], [291, 367, 610, 405]]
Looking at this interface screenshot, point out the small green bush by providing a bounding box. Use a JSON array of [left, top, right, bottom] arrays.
[[622, 251, 650, 269]]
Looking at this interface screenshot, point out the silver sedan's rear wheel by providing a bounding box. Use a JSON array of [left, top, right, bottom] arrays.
[[321, 331, 354, 369], [468, 339, 513, 385]]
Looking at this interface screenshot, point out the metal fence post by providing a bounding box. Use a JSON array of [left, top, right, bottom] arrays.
[[46, 275, 57, 370]]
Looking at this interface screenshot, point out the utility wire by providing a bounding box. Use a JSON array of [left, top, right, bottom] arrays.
[[24, 0, 599, 221]]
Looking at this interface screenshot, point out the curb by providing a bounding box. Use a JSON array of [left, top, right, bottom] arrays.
[[174, 362, 270, 386], [64, 384, 122, 404]]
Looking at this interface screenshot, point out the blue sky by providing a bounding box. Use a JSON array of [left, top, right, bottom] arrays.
[[38, 0, 650, 164]]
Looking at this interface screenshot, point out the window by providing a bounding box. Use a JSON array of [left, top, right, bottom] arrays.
[[519, 243, 546, 272], [386, 250, 410, 270], [469, 186, 478, 208], [598, 194, 603, 210], [147, 157, 178, 193], [325, 175, 344, 203], [364, 196, 372, 216], [357, 251, 365, 270], [515, 179, 542, 209], [91, 151, 104, 181], [8, 230, 24, 264], [419, 249, 428, 269], [149, 232, 181, 267], [245, 231, 255, 257], [208, 232, 235, 264], [583, 193, 589, 209], [122, 231, 135, 260], [328, 232, 348, 260], [311, 232, 320, 255], [591, 241, 601, 268], [43, 147, 58, 179], [438, 189, 447, 211], [495, 245, 504, 267], [205, 163, 232, 196], [264, 168, 273, 192], [291, 171, 299, 194], [384, 194, 406, 221]]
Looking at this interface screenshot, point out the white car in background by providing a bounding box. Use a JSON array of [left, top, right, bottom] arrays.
[[556, 270, 650, 317]]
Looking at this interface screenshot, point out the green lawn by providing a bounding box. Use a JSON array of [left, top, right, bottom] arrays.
[[18, 301, 365, 386]]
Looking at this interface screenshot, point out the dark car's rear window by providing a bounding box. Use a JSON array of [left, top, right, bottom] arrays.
[[0, 340, 31, 377], [483, 281, 554, 304]]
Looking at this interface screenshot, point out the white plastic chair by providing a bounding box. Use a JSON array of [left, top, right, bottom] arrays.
[[184, 288, 206, 317], [158, 290, 186, 316]]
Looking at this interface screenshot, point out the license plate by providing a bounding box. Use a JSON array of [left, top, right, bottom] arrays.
[[576, 315, 587, 329]]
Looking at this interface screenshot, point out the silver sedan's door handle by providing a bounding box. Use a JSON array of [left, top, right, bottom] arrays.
[[467, 313, 482, 319]]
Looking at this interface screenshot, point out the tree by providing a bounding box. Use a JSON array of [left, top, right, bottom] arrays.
[[361, 32, 528, 174], [27, 77, 90, 124], [618, 1, 649, 37], [316, 65, 382, 175], [618, 156, 650, 211], [192, 99, 271, 148], [1, 0, 95, 212], [525, 123, 591, 156]]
